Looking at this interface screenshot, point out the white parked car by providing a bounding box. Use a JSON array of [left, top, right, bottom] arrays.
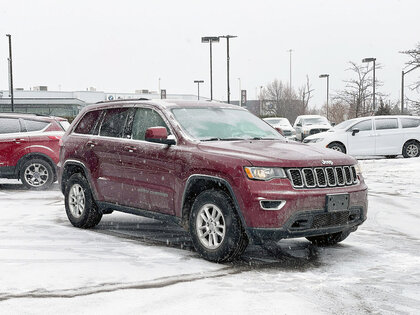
[[263, 117, 296, 139], [293, 115, 332, 141], [303, 115, 420, 158]]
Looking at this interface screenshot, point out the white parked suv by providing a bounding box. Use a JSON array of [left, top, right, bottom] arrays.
[[263, 117, 296, 139], [303, 115, 420, 158], [293, 115, 332, 141]]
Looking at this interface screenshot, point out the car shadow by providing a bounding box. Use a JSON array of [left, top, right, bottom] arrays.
[[94, 213, 321, 271], [0, 182, 60, 191]]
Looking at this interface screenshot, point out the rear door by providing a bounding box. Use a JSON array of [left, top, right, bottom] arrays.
[[374, 118, 402, 155], [120, 106, 176, 215], [93, 107, 133, 204], [346, 118, 375, 155], [0, 117, 28, 171]]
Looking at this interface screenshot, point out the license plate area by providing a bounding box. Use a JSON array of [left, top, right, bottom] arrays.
[[326, 194, 349, 212]]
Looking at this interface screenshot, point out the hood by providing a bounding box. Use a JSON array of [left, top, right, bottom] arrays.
[[197, 140, 355, 168]]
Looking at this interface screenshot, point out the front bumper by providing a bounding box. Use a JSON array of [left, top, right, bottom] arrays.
[[246, 207, 366, 244]]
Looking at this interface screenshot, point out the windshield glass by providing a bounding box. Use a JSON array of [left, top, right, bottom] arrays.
[[302, 117, 330, 126], [265, 118, 290, 126], [59, 120, 71, 131], [172, 107, 283, 141]]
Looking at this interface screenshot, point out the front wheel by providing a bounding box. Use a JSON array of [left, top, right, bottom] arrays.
[[402, 141, 420, 158], [20, 159, 54, 190], [189, 190, 248, 262], [64, 173, 102, 228], [327, 142, 346, 153], [306, 230, 351, 246]]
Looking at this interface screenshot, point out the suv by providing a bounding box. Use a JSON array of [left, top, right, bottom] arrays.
[[59, 100, 368, 262], [0, 113, 69, 189], [263, 117, 296, 139], [294, 115, 331, 141]]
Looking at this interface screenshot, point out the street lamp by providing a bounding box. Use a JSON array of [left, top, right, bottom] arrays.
[[362, 57, 377, 111], [287, 49, 293, 91], [201, 36, 220, 100], [401, 65, 420, 113], [219, 35, 237, 104], [194, 80, 204, 100], [319, 74, 330, 120], [237, 78, 241, 106], [6, 34, 14, 112]]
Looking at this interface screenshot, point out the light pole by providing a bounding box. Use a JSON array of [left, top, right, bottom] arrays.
[[319, 74, 330, 120], [6, 34, 14, 112], [201, 36, 220, 100], [401, 65, 420, 114], [219, 35, 237, 104], [362, 57, 377, 111], [287, 49, 293, 91], [194, 80, 204, 100], [237, 78, 241, 106]]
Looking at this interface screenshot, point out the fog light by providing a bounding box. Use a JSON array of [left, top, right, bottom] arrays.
[[260, 200, 286, 210]]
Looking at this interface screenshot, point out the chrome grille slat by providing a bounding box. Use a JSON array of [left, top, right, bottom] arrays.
[[287, 166, 358, 189]]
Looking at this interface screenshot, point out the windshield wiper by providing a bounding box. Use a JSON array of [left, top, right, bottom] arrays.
[[202, 137, 243, 141], [249, 137, 277, 140]]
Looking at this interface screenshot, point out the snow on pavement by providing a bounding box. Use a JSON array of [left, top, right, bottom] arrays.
[[1, 158, 420, 314]]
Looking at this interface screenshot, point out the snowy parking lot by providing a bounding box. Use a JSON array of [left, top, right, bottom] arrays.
[[1, 158, 420, 314]]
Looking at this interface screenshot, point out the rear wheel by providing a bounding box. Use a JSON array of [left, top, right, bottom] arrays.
[[65, 173, 102, 228], [20, 159, 54, 190], [306, 230, 351, 246], [402, 141, 420, 158], [327, 142, 346, 153], [189, 190, 248, 262]]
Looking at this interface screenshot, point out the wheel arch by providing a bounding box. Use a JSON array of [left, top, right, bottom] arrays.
[[327, 141, 347, 153], [402, 139, 420, 155], [16, 153, 57, 180], [180, 175, 247, 231], [61, 160, 95, 198]]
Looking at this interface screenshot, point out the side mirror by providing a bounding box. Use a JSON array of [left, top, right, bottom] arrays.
[[351, 128, 360, 136], [145, 127, 176, 145], [296, 123, 302, 127], [331, 122, 336, 127]]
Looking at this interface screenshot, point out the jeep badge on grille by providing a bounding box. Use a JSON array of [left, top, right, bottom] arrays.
[[321, 160, 334, 165]]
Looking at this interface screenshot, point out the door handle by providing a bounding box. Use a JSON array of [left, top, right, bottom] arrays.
[[14, 138, 26, 143], [86, 141, 97, 148], [124, 146, 137, 153]]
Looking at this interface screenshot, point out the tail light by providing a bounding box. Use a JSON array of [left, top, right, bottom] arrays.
[[48, 135, 62, 141]]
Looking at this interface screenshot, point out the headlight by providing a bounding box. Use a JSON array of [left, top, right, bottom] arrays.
[[244, 167, 287, 181], [354, 163, 363, 176], [305, 138, 324, 143]]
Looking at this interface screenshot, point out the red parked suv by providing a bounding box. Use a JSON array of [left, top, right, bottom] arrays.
[[58, 100, 368, 262], [0, 113, 69, 189]]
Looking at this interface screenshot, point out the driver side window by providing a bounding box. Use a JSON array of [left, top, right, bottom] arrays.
[[132, 108, 170, 141], [350, 119, 372, 132]]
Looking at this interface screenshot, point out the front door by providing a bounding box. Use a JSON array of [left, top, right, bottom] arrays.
[[121, 107, 176, 215], [346, 118, 375, 156], [374, 118, 403, 155]]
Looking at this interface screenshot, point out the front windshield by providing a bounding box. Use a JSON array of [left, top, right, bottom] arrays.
[[172, 107, 283, 141], [302, 117, 330, 126], [265, 118, 290, 126]]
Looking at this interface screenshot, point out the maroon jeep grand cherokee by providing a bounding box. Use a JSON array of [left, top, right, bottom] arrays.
[[58, 100, 367, 262]]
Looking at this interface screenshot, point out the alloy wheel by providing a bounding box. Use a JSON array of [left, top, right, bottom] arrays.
[[24, 163, 49, 187], [68, 184, 85, 218], [196, 203, 226, 249]]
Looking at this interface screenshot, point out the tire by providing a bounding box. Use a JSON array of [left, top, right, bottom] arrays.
[[402, 141, 420, 158], [20, 158, 54, 190], [306, 230, 351, 246], [189, 189, 248, 263], [327, 142, 346, 153], [64, 173, 102, 228]]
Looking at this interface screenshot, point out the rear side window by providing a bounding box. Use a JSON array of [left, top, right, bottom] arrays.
[[401, 118, 420, 129], [0, 118, 21, 134], [23, 119, 49, 132], [375, 118, 398, 130], [74, 110, 102, 134], [99, 108, 131, 138], [58, 120, 71, 131]]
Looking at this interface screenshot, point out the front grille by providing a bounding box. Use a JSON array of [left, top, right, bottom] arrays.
[[309, 128, 329, 135], [287, 166, 359, 189], [311, 211, 350, 228]]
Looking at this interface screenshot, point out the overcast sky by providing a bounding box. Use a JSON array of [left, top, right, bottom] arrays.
[[1, 0, 419, 107]]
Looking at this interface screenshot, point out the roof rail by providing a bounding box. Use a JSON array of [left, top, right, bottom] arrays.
[[95, 98, 150, 104]]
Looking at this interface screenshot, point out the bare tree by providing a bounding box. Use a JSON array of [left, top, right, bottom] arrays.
[[320, 101, 348, 124], [298, 75, 314, 115], [334, 61, 383, 118], [401, 43, 420, 113]]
